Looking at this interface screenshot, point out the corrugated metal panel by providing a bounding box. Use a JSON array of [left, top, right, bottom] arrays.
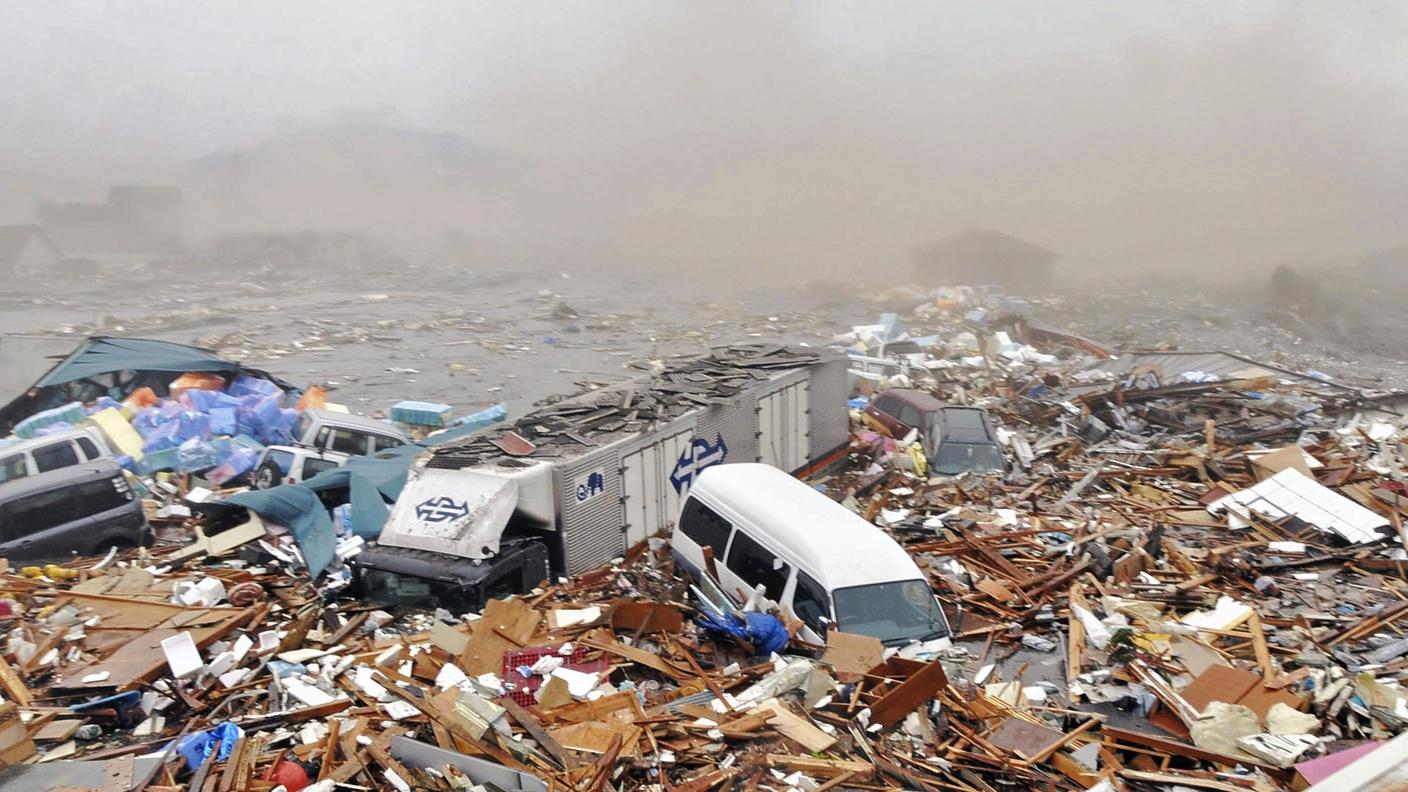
[[621, 426, 695, 544], [695, 400, 756, 468], [758, 381, 809, 471], [559, 447, 624, 574], [808, 356, 850, 457]]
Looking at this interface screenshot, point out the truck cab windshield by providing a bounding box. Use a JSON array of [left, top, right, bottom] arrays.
[[832, 579, 949, 646]]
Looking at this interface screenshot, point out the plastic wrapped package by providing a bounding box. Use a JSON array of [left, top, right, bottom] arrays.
[[177, 438, 219, 472], [138, 447, 181, 474], [208, 407, 238, 436], [206, 448, 261, 487], [141, 420, 182, 454], [177, 410, 211, 442], [390, 400, 453, 428], [226, 374, 284, 403], [13, 401, 86, 439]]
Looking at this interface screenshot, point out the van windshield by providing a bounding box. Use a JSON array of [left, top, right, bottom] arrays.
[[832, 579, 949, 645]]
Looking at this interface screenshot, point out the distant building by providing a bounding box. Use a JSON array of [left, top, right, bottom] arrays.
[[0, 225, 63, 278], [36, 185, 183, 255], [911, 228, 1058, 290]]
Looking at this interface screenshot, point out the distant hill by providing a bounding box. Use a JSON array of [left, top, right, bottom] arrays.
[[185, 124, 525, 243], [192, 123, 519, 191]]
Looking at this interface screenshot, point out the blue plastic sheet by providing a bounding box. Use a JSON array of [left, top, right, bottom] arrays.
[[696, 610, 789, 655], [227, 485, 336, 578], [177, 721, 244, 771]]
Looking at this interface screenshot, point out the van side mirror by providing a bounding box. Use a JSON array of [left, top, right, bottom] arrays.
[[772, 557, 785, 571]]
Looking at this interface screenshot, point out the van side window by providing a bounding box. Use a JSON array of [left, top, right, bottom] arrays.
[[371, 435, 402, 453], [76, 478, 132, 512], [678, 498, 731, 560], [329, 429, 365, 454], [874, 395, 896, 414], [76, 437, 101, 461], [0, 456, 23, 484], [726, 531, 790, 601], [792, 571, 829, 634], [4, 490, 77, 539], [33, 442, 80, 473]]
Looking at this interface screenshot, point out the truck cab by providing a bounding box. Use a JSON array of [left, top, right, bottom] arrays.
[[351, 460, 557, 611]]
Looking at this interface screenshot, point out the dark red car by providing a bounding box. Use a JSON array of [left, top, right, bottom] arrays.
[[865, 389, 1006, 475]]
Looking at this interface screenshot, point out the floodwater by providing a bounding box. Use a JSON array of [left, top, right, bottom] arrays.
[[5, 262, 1407, 420], [0, 263, 853, 417]]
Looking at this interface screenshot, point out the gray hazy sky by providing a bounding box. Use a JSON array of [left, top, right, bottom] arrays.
[[3, 2, 1407, 272]]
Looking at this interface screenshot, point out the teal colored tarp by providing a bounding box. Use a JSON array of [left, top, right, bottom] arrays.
[[35, 337, 245, 387], [226, 485, 336, 578], [215, 403, 508, 570]]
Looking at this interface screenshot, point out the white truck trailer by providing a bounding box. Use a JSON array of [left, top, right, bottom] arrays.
[[354, 344, 850, 611]]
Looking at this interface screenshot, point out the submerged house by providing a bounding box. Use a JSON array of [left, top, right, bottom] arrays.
[[911, 229, 1059, 291]]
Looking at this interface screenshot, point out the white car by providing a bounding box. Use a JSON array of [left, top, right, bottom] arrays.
[[0, 428, 114, 485], [293, 409, 407, 456], [250, 445, 351, 489]]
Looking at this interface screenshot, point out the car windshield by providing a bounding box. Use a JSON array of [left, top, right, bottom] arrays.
[[832, 579, 949, 645], [933, 441, 1005, 475]]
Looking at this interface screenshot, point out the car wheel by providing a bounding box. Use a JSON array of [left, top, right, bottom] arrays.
[[253, 461, 281, 490], [96, 538, 134, 555]]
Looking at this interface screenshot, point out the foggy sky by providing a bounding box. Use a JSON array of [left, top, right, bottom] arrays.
[[3, 2, 1407, 277]]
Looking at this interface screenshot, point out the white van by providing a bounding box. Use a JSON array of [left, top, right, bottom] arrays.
[[0, 428, 114, 485], [670, 463, 951, 648]]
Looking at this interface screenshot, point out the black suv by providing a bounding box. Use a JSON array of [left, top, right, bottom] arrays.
[[0, 461, 150, 560], [932, 407, 1006, 476]]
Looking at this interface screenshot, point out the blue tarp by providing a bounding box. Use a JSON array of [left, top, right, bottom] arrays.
[[35, 337, 246, 387], [218, 403, 508, 572], [227, 485, 337, 578], [0, 336, 297, 436]]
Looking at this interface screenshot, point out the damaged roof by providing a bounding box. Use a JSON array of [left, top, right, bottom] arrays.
[[1208, 467, 1390, 545]]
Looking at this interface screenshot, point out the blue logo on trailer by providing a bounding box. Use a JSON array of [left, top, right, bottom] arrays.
[[416, 496, 470, 524], [576, 471, 606, 503], [670, 433, 729, 494]]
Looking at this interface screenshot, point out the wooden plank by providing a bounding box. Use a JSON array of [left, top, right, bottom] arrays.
[[500, 697, 580, 770], [1246, 610, 1275, 684], [764, 754, 873, 776], [764, 706, 836, 753], [0, 658, 31, 707]]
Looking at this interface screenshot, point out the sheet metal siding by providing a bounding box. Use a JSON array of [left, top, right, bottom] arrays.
[[757, 378, 810, 471], [808, 356, 850, 456], [695, 400, 757, 469], [559, 445, 625, 574], [621, 426, 696, 544]]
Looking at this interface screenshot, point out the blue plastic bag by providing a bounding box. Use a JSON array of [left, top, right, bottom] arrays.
[[696, 610, 789, 655], [176, 721, 244, 771]]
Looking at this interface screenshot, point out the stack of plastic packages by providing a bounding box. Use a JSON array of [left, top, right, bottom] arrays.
[[70, 372, 299, 482], [11, 401, 88, 439]]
